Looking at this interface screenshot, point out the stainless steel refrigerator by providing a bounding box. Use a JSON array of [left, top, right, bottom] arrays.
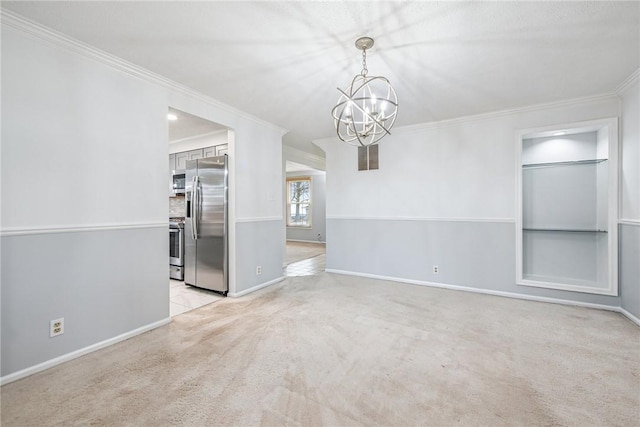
[[184, 155, 228, 295]]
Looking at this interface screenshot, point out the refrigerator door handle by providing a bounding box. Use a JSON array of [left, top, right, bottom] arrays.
[[191, 176, 199, 240]]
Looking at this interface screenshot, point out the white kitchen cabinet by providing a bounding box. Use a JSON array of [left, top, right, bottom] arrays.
[[170, 145, 227, 195], [175, 152, 189, 170], [203, 146, 216, 157], [216, 144, 228, 156], [188, 148, 203, 161]]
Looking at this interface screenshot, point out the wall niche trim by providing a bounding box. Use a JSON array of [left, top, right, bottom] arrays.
[[515, 117, 619, 296]]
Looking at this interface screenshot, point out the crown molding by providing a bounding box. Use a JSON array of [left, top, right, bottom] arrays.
[[615, 68, 640, 95], [313, 92, 620, 145], [0, 9, 288, 136], [393, 93, 620, 136]]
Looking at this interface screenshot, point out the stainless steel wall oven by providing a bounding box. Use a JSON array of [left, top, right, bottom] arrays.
[[169, 218, 184, 280]]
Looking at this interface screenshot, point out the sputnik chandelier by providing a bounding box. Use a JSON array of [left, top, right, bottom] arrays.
[[331, 36, 398, 147]]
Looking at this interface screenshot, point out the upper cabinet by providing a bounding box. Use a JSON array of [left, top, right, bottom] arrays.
[[216, 144, 228, 156], [175, 152, 189, 170], [170, 145, 229, 196], [173, 145, 228, 171], [203, 146, 216, 157], [188, 149, 203, 161]]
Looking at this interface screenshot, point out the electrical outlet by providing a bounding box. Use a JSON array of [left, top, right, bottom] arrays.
[[50, 318, 64, 337], [433, 265, 439, 274], [256, 266, 262, 275]]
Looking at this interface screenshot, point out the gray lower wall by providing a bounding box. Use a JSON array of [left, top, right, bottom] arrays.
[[620, 223, 640, 319], [1, 226, 168, 377], [235, 220, 284, 294], [286, 227, 325, 243], [327, 219, 621, 307]]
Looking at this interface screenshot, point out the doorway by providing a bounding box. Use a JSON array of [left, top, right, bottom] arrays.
[[283, 160, 326, 276], [168, 107, 231, 316]]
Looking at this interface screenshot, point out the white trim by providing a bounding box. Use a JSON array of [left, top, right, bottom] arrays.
[[619, 307, 640, 327], [514, 117, 619, 297], [286, 239, 326, 244], [235, 217, 283, 223], [227, 131, 237, 296], [619, 219, 640, 226], [615, 68, 640, 95], [326, 269, 621, 312], [326, 216, 515, 223], [0, 318, 171, 386], [0, 222, 167, 237], [518, 277, 618, 297], [516, 117, 620, 140], [0, 10, 287, 136], [228, 276, 284, 298], [313, 94, 619, 146], [397, 94, 619, 135]]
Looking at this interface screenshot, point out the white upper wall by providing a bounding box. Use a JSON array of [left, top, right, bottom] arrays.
[[316, 96, 621, 220], [233, 121, 283, 220], [620, 77, 640, 221], [1, 27, 168, 230], [1, 23, 285, 230], [522, 132, 598, 164]]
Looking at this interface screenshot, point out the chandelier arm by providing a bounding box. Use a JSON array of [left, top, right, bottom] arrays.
[[336, 88, 392, 137], [332, 36, 397, 147], [331, 102, 350, 143]]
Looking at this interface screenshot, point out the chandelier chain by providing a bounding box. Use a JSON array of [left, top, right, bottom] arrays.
[[361, 49, 368, 77]]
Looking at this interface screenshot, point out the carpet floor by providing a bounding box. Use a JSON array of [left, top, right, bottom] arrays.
[[2, 272, 638, 426]]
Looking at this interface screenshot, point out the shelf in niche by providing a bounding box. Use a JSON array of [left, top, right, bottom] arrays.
[[522, 158, 608, 169], [523, 228, 607, 233]]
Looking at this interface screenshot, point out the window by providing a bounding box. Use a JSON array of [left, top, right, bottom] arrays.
[[287, 177, 311, 227]]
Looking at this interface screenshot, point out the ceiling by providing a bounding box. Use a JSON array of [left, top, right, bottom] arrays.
[[168, 107, 227, 143], [3, 1, 638, 156], [286, 160, 323, 173]]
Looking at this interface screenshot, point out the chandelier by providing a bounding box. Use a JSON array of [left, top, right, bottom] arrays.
[[331, 37, 398, 147]]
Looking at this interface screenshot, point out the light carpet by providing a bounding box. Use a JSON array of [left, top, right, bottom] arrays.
[[2, 272, 639, 426]]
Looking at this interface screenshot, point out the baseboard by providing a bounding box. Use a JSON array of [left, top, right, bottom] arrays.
[[0, 317, 171, 386], [229, 276, 284, 298], [619, 307, 640, 326], [326, 269, 623, 313], [286, 239, 326, 244]]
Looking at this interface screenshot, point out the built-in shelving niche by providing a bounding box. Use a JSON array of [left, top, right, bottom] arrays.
[[516, 118, 619, 296]]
